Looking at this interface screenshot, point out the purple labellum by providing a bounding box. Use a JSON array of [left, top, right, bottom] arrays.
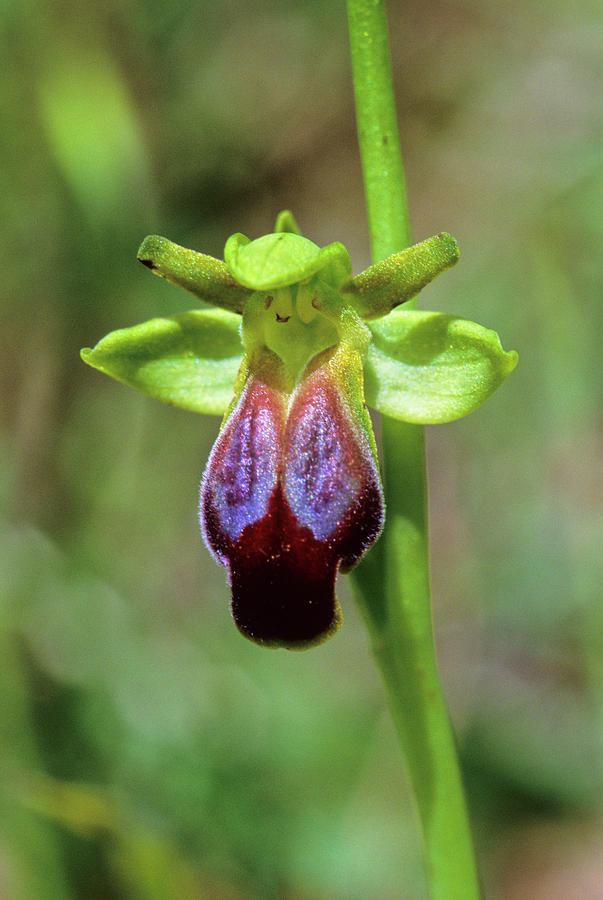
[[202, 379, 283, 543], [285, 369, 367, 543], [200, 356, 384, 649]]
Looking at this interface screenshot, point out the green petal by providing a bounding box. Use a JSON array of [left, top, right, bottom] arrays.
[[340, 233, 459, 320], [137, 235, 251, 314], [365, 310, 518, 423], [81, 309, 244, 415]]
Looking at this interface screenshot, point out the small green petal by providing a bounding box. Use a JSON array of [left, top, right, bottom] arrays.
[[137, 235, 252, 314], [81, 309, 244, 415], [224, 232, 352, 291], [364, 310, 518, 423], [273, 209, 302, 235], [340, 233, 459, 320]]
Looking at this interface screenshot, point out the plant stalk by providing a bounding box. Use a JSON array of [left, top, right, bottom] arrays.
[[346, 1, 481, 897]]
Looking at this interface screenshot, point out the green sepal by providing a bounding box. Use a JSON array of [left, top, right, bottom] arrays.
[[224, 232, 352, 291], [273, 209, 302, 235], [81, 309, 244, 416], [340, 233, 460, 320], [137, 235, 252, 314], [364, 309, 518, 423]]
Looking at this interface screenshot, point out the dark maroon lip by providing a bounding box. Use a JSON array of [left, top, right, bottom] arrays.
[[200, 359, 383, 649]]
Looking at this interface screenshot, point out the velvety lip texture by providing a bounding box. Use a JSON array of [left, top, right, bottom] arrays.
[[201, 355, 383, 649]]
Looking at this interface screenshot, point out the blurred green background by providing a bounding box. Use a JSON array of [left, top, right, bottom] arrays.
[[1, 0, 601, 897]]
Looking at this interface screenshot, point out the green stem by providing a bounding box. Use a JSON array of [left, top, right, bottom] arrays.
[[346, 0, 410, 257], [346, 2, 481, 897]]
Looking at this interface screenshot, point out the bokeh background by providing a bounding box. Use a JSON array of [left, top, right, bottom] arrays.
[[1, 0, 601, 897]]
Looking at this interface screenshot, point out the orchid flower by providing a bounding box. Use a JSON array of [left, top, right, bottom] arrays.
[[81, 211, 516, 649]]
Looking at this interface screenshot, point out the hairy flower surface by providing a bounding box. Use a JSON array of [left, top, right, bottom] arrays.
[[82, 211, 517, 649]]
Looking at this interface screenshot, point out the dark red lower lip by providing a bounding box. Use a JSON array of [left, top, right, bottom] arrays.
[[200, 354, 383, 649]]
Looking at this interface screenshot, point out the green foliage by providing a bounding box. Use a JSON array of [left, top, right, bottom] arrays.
[[81, 310, 243, 416], [340, 233, 459, 318], [224, 231, 352, 290], [83, 223, 515, 432], [365, 310, 518, 423], [137, 236, 251, 314], [1, 0, 600, 896], [38, 46, 150, 226]]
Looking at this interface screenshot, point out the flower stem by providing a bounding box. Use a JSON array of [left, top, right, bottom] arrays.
[[346, 1, 481, 897]]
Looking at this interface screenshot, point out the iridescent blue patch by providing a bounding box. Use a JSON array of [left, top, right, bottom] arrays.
[[203, 380, 282, 542], [284, 381, 359, 542]]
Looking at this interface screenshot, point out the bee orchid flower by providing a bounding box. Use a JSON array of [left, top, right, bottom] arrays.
[[82, 211, 517, 649]]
